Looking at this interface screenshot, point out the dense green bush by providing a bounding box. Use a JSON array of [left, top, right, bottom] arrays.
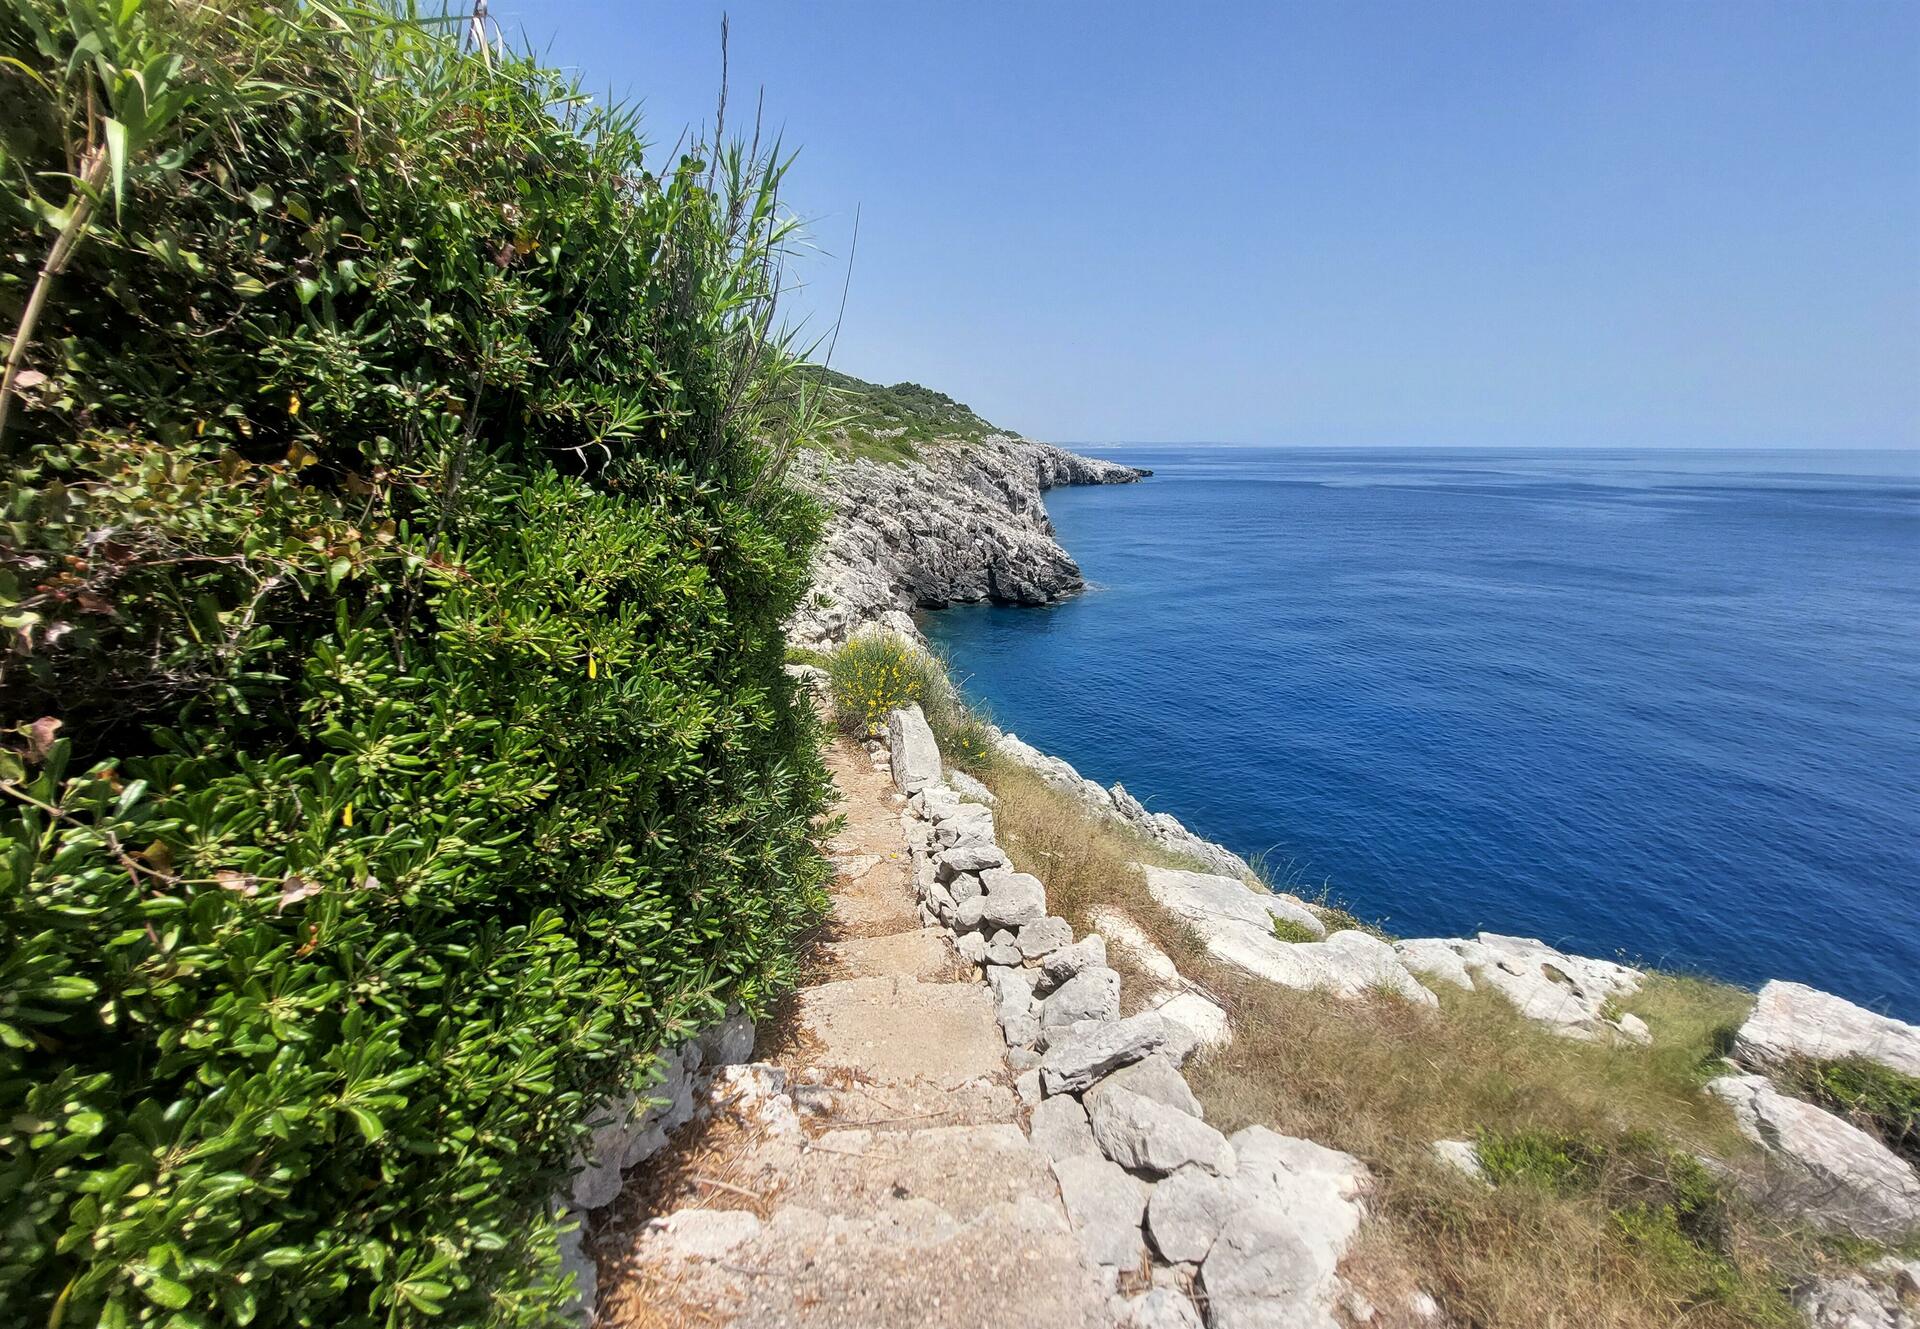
[[0, 2, 831, 1324], [825, 631, 946, 735]]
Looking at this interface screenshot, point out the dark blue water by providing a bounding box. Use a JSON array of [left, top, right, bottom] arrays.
[[925, 449, 1920, 1018]]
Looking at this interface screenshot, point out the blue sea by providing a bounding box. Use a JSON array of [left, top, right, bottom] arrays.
[[924, 449, 1920, 1018]]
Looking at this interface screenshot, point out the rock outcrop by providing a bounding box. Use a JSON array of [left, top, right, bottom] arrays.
[[787, 436, 1146, 649], [1735, 980, 1920, 1080], [1708, 1073, 1920, 1242]]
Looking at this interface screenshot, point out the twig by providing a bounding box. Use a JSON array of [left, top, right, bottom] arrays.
[[0, 149, 109, 445]]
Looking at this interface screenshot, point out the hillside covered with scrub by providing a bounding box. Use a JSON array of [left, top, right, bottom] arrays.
[[0, 2, 832, 1324]]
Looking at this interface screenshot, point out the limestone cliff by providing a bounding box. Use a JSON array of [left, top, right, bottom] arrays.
[[786, 434, 1146, 649]]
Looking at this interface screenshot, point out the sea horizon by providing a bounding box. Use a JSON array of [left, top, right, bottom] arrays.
[[927, 444, 1920, 1017]]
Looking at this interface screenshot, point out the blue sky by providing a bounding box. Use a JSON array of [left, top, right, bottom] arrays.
[[500, 1, 1920, 449]]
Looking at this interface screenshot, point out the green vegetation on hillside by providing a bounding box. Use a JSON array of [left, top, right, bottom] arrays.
[[804, 366, 1016, 462], [0, 3, 830, 1324]]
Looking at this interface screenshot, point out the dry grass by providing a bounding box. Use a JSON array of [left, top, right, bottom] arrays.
[[971, 754, 1862, 1329]]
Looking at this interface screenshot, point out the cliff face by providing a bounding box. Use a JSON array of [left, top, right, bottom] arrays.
[[786, 435, 1147, 649]]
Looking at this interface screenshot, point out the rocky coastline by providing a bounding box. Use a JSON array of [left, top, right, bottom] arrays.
[[794, 434, 1920, 1328], [785, 434, 1147, 651]]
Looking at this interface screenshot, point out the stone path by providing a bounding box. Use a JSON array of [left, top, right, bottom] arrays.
[[593, 734, 1110, 1329]]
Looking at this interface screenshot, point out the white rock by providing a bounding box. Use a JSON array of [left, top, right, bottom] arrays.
[[948, 768, 997, 804], [935, 843, 1007, 879], [1117, 1288, 1204, 1329], [1018, 915, 1075, 960], [1708, 1073, 1920, 1240], [1467, 933, 1643, 1041], [1043, 965, 1123, 1027], [1151, 990, 1232, 1050], [1146, 1168, 1236, 1263], [1039, 934, 1109, 992], [955, 930, 988, 965], [1031, 1092, 1101, 1163], [1736, 980, 1920, 1080], [885, 703, 942, 794], [1085, 1053, 1203, 1119], [1052, 1154, 1150, 1269], [1145, 865, 1324, 938], [986, 963, 1037, 1009], [1394, 938, 1476, 991], [985, 928, 1023, 967], [977, 867, 1048, 929], [1796, 1273, 1903, 1329], [1093, 908, 1180, 983], [1430, 1138, 1487, 1184], [1016, 1068, 1043, 1106], [1087, 1085, 1235, 1177], [932, 803, 996, 849], [1040, 1012, 1175, 1095]]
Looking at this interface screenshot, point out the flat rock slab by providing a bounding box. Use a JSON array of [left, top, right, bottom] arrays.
[[800, 975, 1008, 1089], [783, 1124, 1057, 1220], [826, 928, 965, 982], [623, 1198, 1109, 1329], [1709, 1073, 1920, 1241], [1735, 980, 1920, 1079]]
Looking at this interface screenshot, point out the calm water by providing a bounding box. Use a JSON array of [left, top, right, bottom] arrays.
[[925, 449, 1920, 1017]]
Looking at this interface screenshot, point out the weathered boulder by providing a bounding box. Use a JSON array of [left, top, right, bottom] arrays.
[[1051, 1154, 1150, 1270], [1087, 1084, 1235, 1177], [1084, 1053, 1202, 1119], [1735, 981, 1920, 1080], [1794, 1272, 1911, 1329], [1031, 1093, 1101, 1164], [1708, 1073, 1920, 1241], [932, 803, 996, 849], [1146, 1168, 1236, 1263], [935, 843, 1007, 880], [1017, 915, 1075, 960], [1431, 1138, 1487, 1184], [977, 867, 1048, 929], [1040, 1012, 1174, 1095], [1140, 866, 1434, 1005], [1039, 934, 1109, 993], [1197, 1127, 1372, 1329], [948, 768, 997, 805], [1144, 866, 1324, 938], [1042, 965, 1123, 1027], [886, 704, 942, 793], [984, 928, 1023, 967]]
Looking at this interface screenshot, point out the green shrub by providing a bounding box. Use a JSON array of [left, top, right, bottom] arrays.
[[1783, 1056, 1920, 1166], [0, 2, 830, 1324], [825, 631, 945, 735]]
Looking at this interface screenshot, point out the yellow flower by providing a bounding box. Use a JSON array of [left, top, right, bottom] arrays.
[[342, 802, 354, 828], [288, 392, 302, 416], [588, 654, 598, 679]]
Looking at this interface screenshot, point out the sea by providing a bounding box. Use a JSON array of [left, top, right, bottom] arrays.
[[923, 448, 1920, 1018]]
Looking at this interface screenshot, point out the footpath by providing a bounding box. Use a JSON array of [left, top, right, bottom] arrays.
[[590, 729, 1111, 1328]]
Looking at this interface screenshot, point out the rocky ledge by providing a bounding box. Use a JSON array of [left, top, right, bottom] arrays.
[[787, 435, 1146, 649]]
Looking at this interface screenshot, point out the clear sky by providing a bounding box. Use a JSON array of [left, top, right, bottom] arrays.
[[499, 1, 1920, 449]]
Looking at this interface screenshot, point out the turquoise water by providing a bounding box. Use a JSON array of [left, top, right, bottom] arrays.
[[924, 449, 1920, 1017]]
